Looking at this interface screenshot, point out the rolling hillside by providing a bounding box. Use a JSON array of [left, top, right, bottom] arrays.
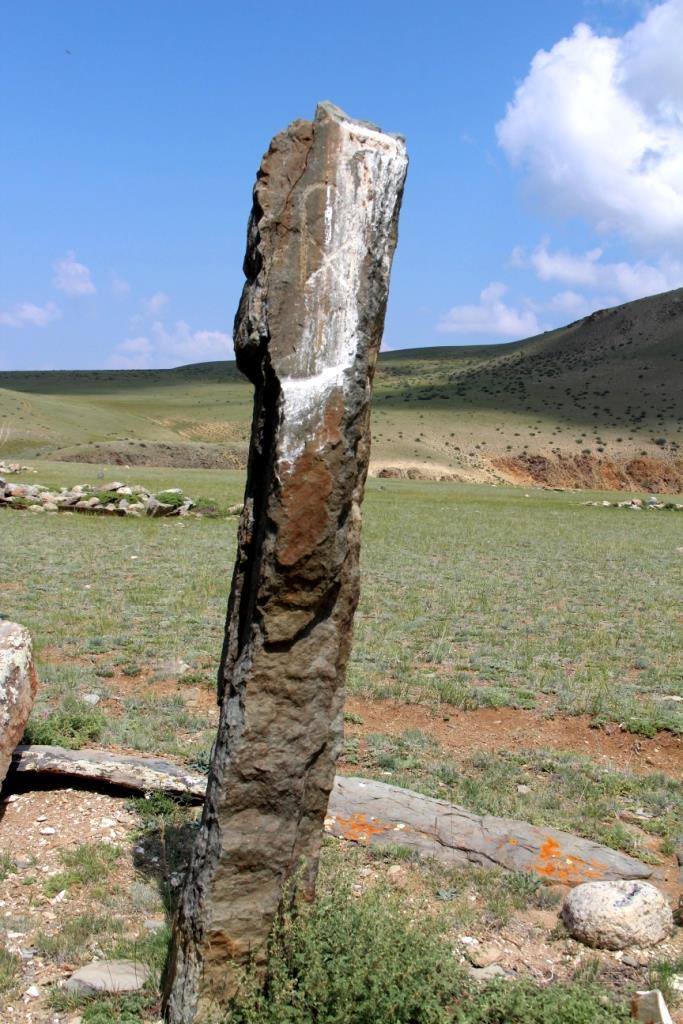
[[1, 288, 682, 490]]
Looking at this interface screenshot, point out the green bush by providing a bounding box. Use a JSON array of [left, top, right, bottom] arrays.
[[23, 696, 106, 748], [224, 859, 630, 1024], [458, 979, 630, 1023], [227, 861, 467, 1024], [156, 490, 186, 508]]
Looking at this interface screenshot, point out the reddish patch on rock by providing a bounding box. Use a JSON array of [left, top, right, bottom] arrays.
[[326, 812, 398, 844], [533, 836, 607, 884], [276, 446, 334, 566]]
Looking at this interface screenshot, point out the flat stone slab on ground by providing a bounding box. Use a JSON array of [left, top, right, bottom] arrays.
[[64, 959, 150, 994], [11, 750, 654, 885], [327, 777, 653, 884]]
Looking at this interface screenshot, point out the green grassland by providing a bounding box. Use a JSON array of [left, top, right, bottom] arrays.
[[1, 288, 681, 483], [3, 467, 681, 750]]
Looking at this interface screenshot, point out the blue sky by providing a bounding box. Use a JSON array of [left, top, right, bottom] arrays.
[[2, 0, 682, 370]]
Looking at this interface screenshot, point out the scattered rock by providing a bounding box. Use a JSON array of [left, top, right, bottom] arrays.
[[562, 881, 673, 950], [631, 989, 674, 1023], [465, 943, 502, 968], [157, 658, 192, 677], [144, 916, 165, 932], [64, 958, 151, 994], [468, 963, 514, 981], [82, 692, 101, 706], [386, 864, 408, 888]]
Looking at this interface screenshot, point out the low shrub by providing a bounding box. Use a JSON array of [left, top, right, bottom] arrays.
[[225, 856, 630, 1023], [23, 695, 106, 748]]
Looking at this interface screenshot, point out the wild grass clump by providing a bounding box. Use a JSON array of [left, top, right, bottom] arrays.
[[0, 946, 18, 995], [23, 695, 106, 748], [43, 842, 121, 896]]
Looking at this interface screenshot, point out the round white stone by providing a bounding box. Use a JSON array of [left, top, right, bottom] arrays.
[[562, 880, 673, 950]]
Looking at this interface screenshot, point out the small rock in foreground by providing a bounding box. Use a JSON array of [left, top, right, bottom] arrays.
[[467, 963, 514, 982], [64, 959, 150, 994], [562, 880, 673, 950], [631, 989, 674, 1024]]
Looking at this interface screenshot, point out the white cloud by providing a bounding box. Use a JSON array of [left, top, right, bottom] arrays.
[[107, 336, 153, 369], [152, 321, 231, 361], [497, 1, 683, 245], [108, 320, 231, 369], [528, 241, 683, 300], [53, 251, 96, 296], [0, 301, 62, 328], [144, 291, 169, 314], [546, 290, 593, 317], [437, 283, 542, 339], [111, 274, 131, 296]]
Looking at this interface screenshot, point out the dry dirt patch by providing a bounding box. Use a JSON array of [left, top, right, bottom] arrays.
[[344, 696, 683, 777]]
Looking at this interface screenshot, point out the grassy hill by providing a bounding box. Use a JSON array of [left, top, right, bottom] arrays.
[[1, 287, 681, 489]]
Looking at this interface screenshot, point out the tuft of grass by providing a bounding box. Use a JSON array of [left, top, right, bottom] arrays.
[[0, 851, 16, 882], [35, 913, 124, 962], [155, 490, 186, 508], [227, 855, 467, 1024], [457, 977, 630, 1023], [48, 989, 157, 1022], [649, 954, 683, 1008], [0, 946, 19, 995], [426, 862, 561, 928], [43, 842, 122, 896], [24, 695, 106, 748]]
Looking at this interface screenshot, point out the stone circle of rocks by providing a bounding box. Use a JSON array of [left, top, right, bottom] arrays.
[[561, 880, 674, 950], [0, 478, 196, 517], [0, 460, 32, 475], [583, 496, 683, 510]]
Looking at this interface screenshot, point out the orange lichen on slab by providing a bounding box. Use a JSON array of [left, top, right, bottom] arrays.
[[532, 835, 609, 884], [325, 813, 404, 844]]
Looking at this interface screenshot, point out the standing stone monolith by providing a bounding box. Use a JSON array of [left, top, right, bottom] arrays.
[[163, 102, 407, 1022]]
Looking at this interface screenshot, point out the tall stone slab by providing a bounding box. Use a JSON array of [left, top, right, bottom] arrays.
[[163, 103, 407, 1022], [0, 622, 37, 786]]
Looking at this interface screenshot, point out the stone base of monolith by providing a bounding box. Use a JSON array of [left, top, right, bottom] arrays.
[[0, 622, 38, 785], [163, 102, 407, 1023]]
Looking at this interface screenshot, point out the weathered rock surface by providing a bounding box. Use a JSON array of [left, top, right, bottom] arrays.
[[562, 880, 673, 949], [631, 990, 675, 1024], [12, 744, 207, 797], [326, 777, 652, 884], [10, 749, 653, 884], [64, 959, 150, 994], [0, 623, 37, 785], [163, 102, 407, 1022]]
